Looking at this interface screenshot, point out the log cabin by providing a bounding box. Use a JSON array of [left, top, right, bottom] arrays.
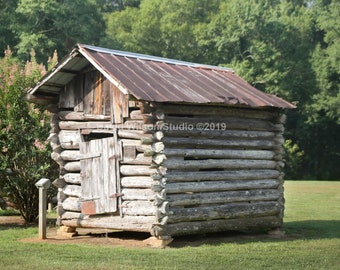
[[26, 44, 295, 244]]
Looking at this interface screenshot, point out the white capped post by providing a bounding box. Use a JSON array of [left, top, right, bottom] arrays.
[[35, 178, 51, 239]]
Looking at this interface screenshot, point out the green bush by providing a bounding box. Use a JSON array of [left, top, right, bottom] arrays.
[[283, 139, 304, 180], [0, 48, 57, 223]]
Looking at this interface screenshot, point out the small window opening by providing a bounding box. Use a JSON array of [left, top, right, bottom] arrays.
[[82, 132, 113, 142]]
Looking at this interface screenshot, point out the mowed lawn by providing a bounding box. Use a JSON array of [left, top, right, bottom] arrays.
[[0, 181, 339, 270]]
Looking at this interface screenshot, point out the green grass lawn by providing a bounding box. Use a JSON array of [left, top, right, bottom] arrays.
[[0, 181, 339, 270]]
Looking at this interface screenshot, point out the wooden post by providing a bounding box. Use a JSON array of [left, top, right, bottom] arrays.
[[35, 178, 51, 240]]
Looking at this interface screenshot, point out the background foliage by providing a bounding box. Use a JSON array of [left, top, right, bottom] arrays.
[[0, 49, 58, 223]]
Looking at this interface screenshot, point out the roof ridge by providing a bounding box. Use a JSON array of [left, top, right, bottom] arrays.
[[78, 44, 233, 72]]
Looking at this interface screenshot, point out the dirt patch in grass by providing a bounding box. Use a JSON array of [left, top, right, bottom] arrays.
[[1, 216, 290, 248], [22, 228, 153, 248], [0, 215, 25, 226]]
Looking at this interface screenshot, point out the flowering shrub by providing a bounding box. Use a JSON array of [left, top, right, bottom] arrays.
[[0, 48, 57, 223]]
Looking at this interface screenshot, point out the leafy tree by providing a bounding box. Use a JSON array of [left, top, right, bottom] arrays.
[[0, 1, 18, 57], [0, 49, 57, 223], [205, 0, 316, 100], [283, 139, 304, 180], [96, 0, 141, 12], [104, 0, 220, 61], [12, 0, 105, 62], [301, 0, 340, 179], [309, 0, 340, 124]]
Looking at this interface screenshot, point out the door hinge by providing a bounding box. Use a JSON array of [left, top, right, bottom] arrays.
[[109, 193, 124, 198], [80, 197, 100, 202]]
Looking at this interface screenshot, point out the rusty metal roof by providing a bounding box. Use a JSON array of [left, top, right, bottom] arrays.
[[27, 44, 295, 109]]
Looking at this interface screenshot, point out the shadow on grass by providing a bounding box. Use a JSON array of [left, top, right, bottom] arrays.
[[75, 219, 340, 248], [170, 219, 340, 248], [283, 220, 340, 239]]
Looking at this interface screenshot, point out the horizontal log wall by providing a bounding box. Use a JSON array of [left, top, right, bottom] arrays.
[[50, 102, 286, 237], [50, 107, 157, 232], [145, 103, 286, 238], [152, 216, 283, 237]]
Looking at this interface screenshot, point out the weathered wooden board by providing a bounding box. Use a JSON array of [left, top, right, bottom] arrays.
[[120, 176, 155, 188], [63, 173, 81, 184], [63, 161, 81, 172], [102, 76, 112, 115], [167, 201, 280, 223], [59, 79, 76, 109], [59, 121, 114, 130], [164, 116, 281, 131], [152, 216, 282, 237], [92, 71, 103, 115], [121, 188, 155, 201], [62, 197, 81, 212], [162, 169, 281, 182], [164, 159, 277, 170], [80, 137, 117, 214], [120, 165, 157, 176], [111, 83, 129, 124], [129, 110, 144, 120], [165, 179, 280, 194], [58, 111, 111, 121], [167, 189, 280, 207], [63, 185, 81, 197], [163, 129, 276, 140], [60, 150, 85, 161], [121, 139, 151, 152], [161, 104, 279, 120], [163, 137, 275, 149], [118, 129, 150, 139], [62, 215, 154, 232], [59, 130, 81, 149], [61, 211, 84, 220], [120, 153, 152, 165], [164, 149, 275, 160], [121, 201, 155, 216]]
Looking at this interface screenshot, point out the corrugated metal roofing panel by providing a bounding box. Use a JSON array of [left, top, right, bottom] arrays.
[[27, 44, 295, 109]]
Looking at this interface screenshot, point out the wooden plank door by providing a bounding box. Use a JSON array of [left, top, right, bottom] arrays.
[[80, 137, 117, 215]]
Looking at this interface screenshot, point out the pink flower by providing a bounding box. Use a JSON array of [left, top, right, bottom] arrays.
[[34, 139, 45, 151], [2, 125, 12, 132]]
